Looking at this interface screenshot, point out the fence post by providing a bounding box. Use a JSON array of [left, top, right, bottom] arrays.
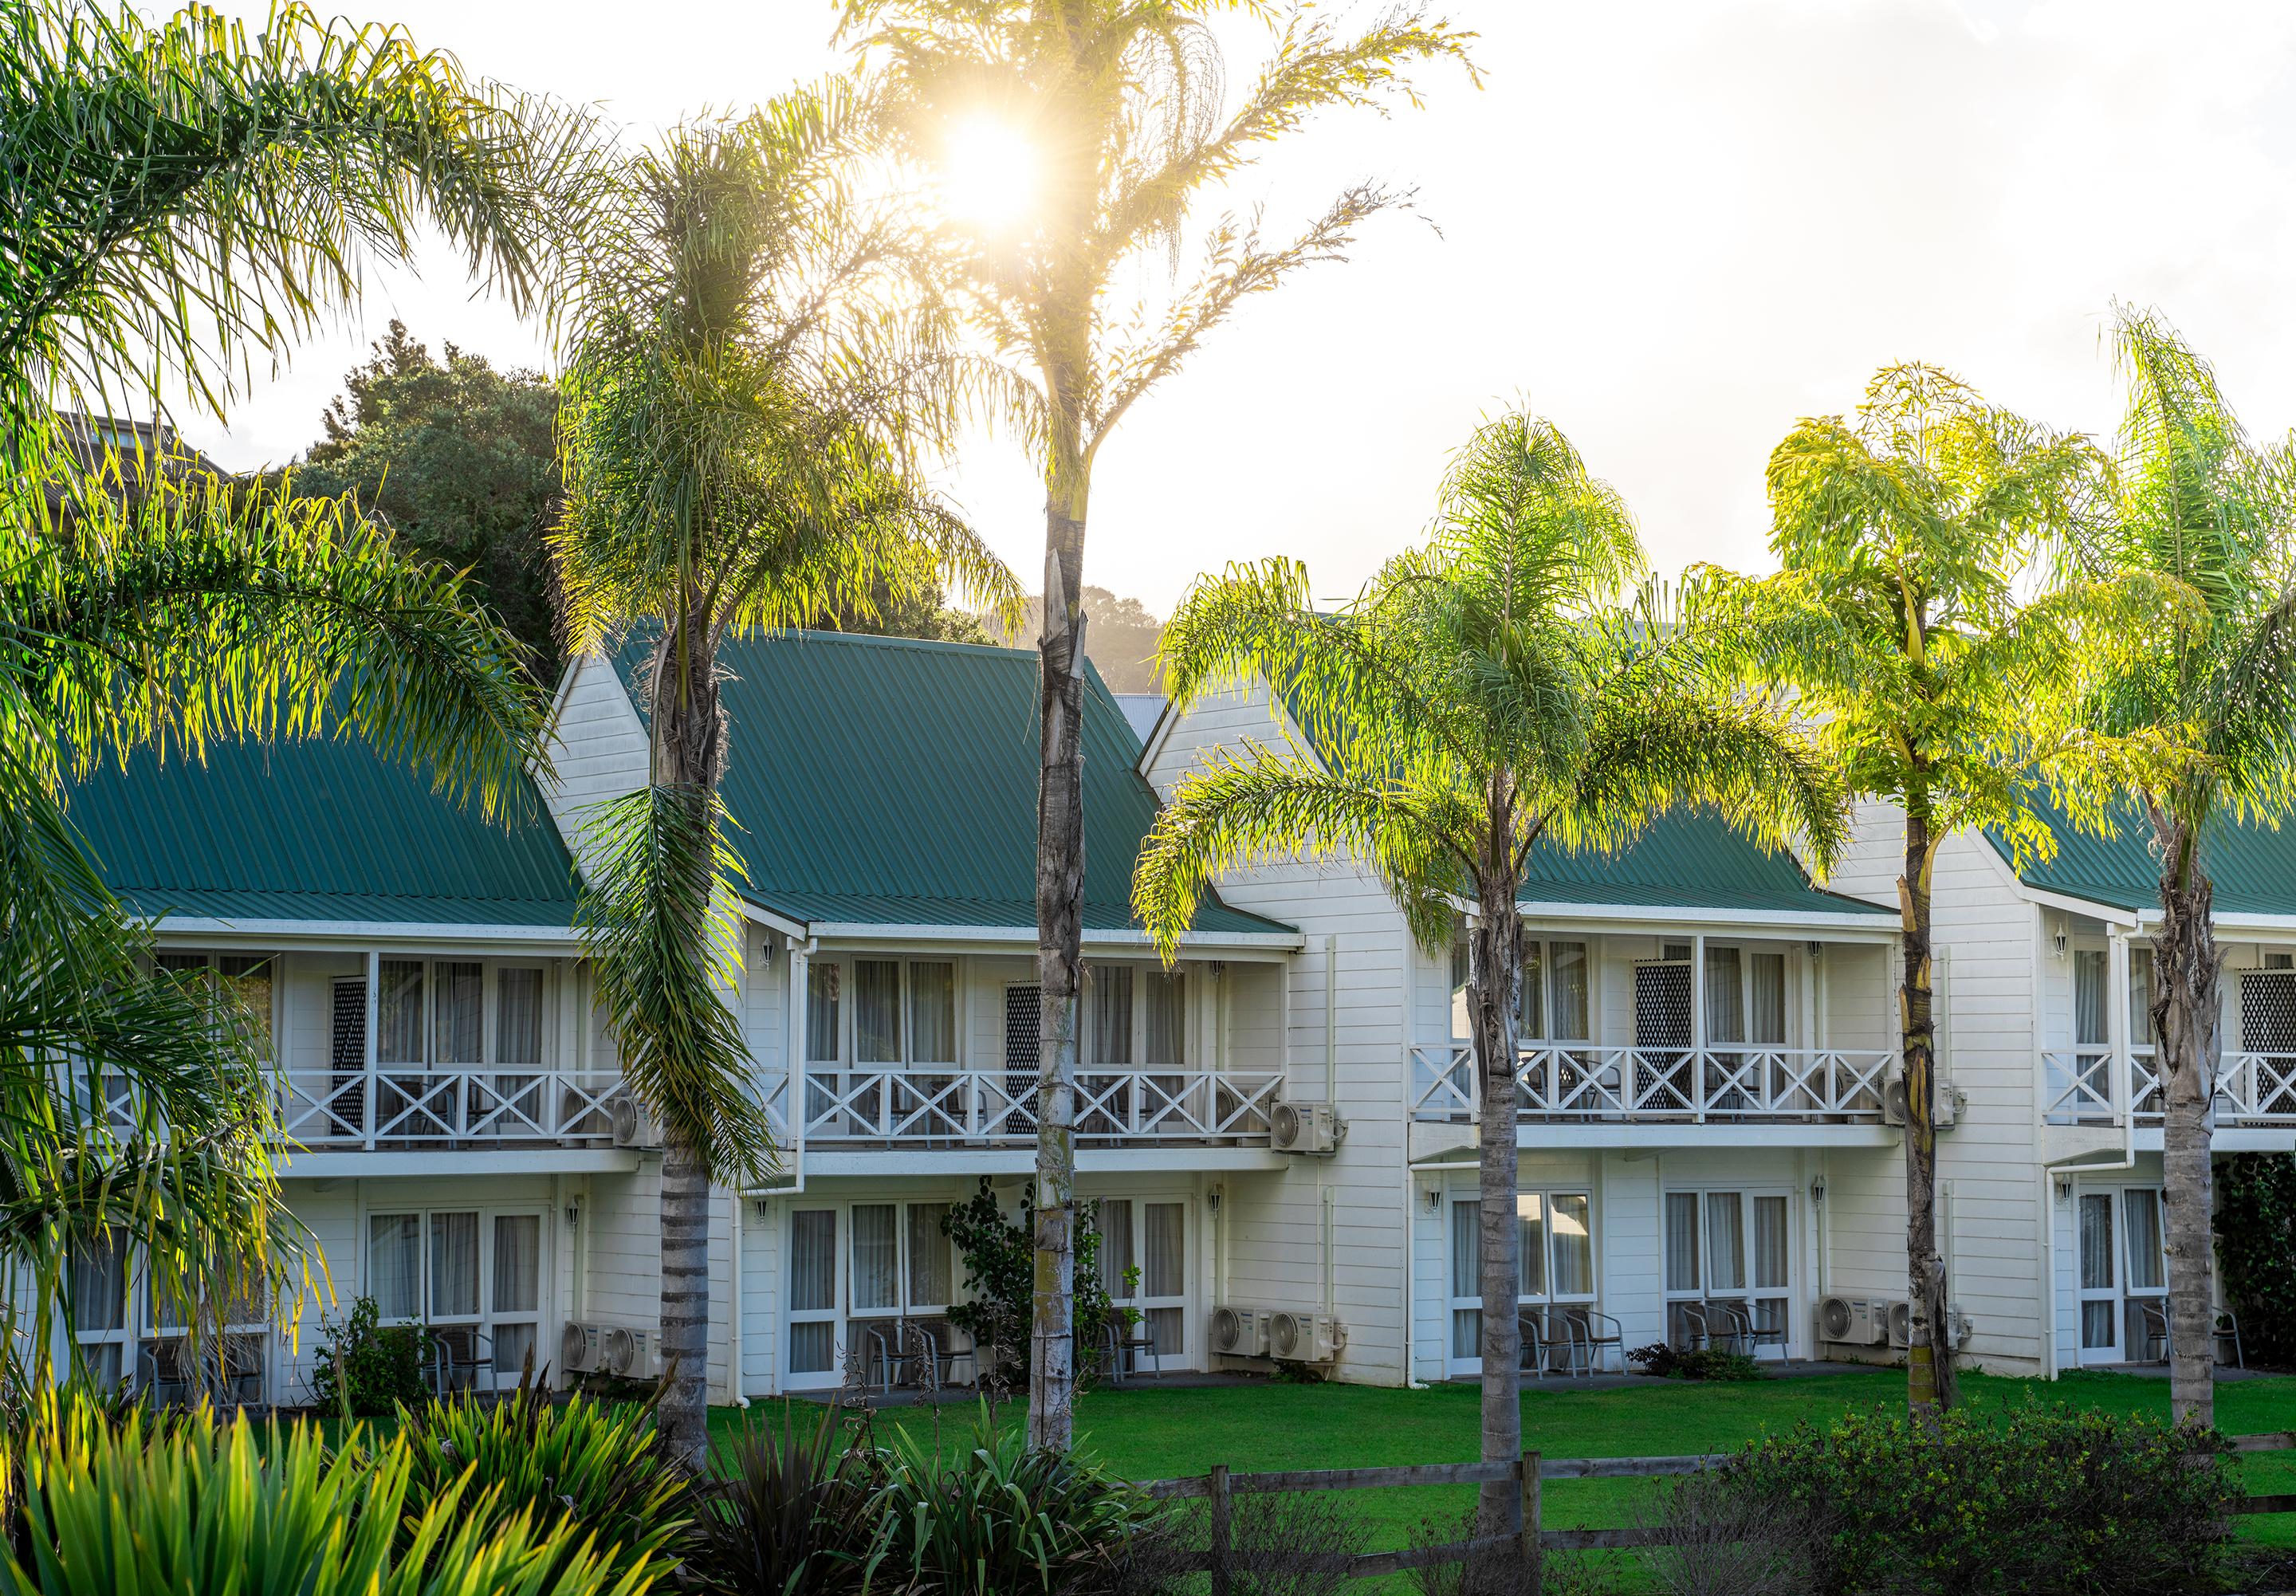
[[1209, 1463, 1233, 1596], [1520, 1450, 1543, 1595]]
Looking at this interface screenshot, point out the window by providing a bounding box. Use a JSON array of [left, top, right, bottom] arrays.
[[1101, 1197, 1189, 1368], [785, 1199, 965, 1388], [1547, 942, 1590, 1040], [1664, 1188, 1792, 1351], [2075, 949, 2108, 1048], [851, 1204, 900, 1315], [1145, 973, 1186, 1067], [364, 960, 549, 1071], [1706, 945, 1788, 1048], [368, 1206, 543, 1390], [497, 970, 544, 1067], [1095, 968, 1135, 1064], [1453, 939, 1589, 1043], [1088, 965, 1190, 1067], [810, 960, 966, 1068], [1447, 1187, 1597, 1370], [2078, 1193, 2116, 1353], [788, 1209, 838, 1375], [2129, 948, 2155, 1047], [906, 1203, 953, 1309], [67, 1232, 130, 1386], [807, 964, 842, 1062]]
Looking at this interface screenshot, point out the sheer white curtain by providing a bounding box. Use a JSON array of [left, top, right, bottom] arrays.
[[789, 1211, 835, 1312], [1516, 1193, 1547, 1299], [1092, 968, 1134, 1065], [2129, 949, 2156, 1046], [1550, 943, 1589, 1039], [1704, 948, 1745, 1044], [1749, 953, 1786, 1044], [1705, 1194, 1746, 1291], [434, 963, 482, 1065], [430, 1212, 479, 1318], [1752, 1197, 1789, 1291], [1143, 1203, 1185, 1299], [1449, 1198, 1480, 1358], [370, 1214, 423, 1319], [855, 962, 902, 1064], [68, 1235, 126, 1331], [2124, 1189, 2164, 1291], [907, 964, 956, 1066], [2074, 950, 2108, 1047], [378, 961, 424, 1065], [1144, 974, 1185, 1066], [851, 1204, 898, 1312], [496, 970, 543, 1067], [807, 964, 842, 1062], [492, 1215, 540, 1312], [1551, 1193, 1593, 1296], [1517, 944, 1546, 1039], [906, 1203, 953, 1307], [1099, 1199, 1135, 1295], [1662, 1193, 1700, 1294]]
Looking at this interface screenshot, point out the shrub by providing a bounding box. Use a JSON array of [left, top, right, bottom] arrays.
[[1634, 1468, 1830, 1596], [1717, 1403, 2235, 1596], [942, 1179, 1130, 1390], [0, 1394, 649, 1596], [2215, 1151, 2296, 1367], [1627, 1343, 1766, 1382], [685, 1404, 890, 1596], [312, 1296, 431, 1415], [397, 1386, 687, 1588], [874, 1417, 1166, 1595]]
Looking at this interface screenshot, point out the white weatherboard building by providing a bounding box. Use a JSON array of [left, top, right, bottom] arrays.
[[55, 631, 2292, 1401]]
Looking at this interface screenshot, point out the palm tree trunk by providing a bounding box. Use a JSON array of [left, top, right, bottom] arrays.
[[651, 598, 722, 1471], [1028, 447, 1089, 1453], [1900, 806, 1956, 1413], [2151, 809, 2219, 1426], [1468, 866, 1525, 1559]]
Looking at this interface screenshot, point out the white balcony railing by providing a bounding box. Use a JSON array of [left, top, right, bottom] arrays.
[[2043, 1045, 2296, 1127], [281, 1068, 623, 1148], [1409, 1044, 1895, 1123], [765, 1066, 1283, 1146]]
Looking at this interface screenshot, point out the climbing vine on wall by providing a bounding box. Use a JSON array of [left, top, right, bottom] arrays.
[[2215, 1153, 2296, 1368]]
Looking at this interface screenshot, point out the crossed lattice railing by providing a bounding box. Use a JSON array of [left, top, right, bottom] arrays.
[[280, 1069, 623, 1146], [1409, 1044, 1895, 1122], [760, 1066, 1283, 1145], [2048, 1045, 2296, 1126]]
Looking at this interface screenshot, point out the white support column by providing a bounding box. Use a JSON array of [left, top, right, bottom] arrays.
[[785, 941, 810, 1166], [363, 949, 379, 1153], [1690, 933, 1707, 1122], [2108, 929, 2131, 1126]]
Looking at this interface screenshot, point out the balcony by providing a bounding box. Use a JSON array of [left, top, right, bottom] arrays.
[[2043, 1045, 2296, 1128], [1410, 1044, 1897, 1124], [280, 1068, 623, 1148], [763, 1065, 1283, 1147]]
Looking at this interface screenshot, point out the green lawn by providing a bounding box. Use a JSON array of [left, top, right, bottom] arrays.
[[714, 1368, 2296, 1568]]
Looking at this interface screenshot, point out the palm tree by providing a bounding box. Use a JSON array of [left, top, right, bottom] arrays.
[[841, 0, 1479, 1449], [1687, 364, 2158, 1413], [1135, 410, 1845, 1558], [552, 86, 1015, 1469], [0, 0, 578, 1385], [2061, 307, 2296, 1426]]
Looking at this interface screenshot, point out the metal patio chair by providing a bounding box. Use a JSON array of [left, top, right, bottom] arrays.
[[1555, 1307, 1627, 1376]]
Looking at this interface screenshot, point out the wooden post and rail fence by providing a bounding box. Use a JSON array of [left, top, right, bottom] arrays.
[[1142, 1432, 2296, 1593]]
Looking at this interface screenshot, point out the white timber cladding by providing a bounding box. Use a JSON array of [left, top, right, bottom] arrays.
[[97, 653, 2290, 1403]]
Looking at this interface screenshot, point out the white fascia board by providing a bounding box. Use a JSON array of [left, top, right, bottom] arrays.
[[776, 1146, 1288, 1183], [2134, 1127, 2296, 1154], [281, 1149, 639, 1178], [1510, 1122, 1901, 1151], [2190, 912, 2296, 934], [1509, 901, 1900, 941], [2019, 884, 2144, 930], [805, 922, 1302, 956], [148, 918, 582, 955], [737, 898, 810, 940]]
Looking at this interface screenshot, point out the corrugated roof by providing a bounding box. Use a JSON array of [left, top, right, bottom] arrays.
[[609, 631, 1292, 938], [1258, 681, 1889, 920], [64, 737, 577, 927], [1993, 796, 2296, 918]]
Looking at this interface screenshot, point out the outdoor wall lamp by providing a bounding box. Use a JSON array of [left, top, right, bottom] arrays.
[[1810, 1176, 1827, 1206], [2052, 918, 2070, 959], [1424, 1186, 1441, 1214]]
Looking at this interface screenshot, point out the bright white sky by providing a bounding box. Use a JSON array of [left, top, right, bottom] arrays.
[[174, 0, 2296, 615]]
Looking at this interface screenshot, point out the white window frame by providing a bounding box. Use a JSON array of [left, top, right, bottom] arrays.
[[1699, 942, 1792, 1048], [1443, 1185, 1598, 1376], [805, 957, 965, 1069], [361, 1201, 548, 1392], [368, 957, 556, 1072], [1100, 1195, 1192, 1372], [2072, 1182, 2167, 1366], [1452, 938, 1596, 1045], [784, 1197, 965, 1392], [1087, 963, 1189, 1068], [1661, 1185, 1795, 1357]]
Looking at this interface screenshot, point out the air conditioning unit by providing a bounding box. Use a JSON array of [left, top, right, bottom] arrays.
[[1270, 1098, 1344, 1154], [1210, 1306, 1272, 1358], [608, 1091, 665, 1149], [602, 1324, 661, 1379], [1886, 1302, 1975, 1350], [560, 1322, 606, 1374], [1881, 1074, 1963, 1129], [1817, 1295, 1890, 1346], [1268, 1311, 1346, 1363]]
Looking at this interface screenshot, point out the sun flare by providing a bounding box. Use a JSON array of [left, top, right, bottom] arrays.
[[941, 116, 1040, 232]]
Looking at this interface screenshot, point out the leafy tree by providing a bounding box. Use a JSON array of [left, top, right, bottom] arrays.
[[552, 84, 1013, 1468], [845, 0, 1478, 1449], [1687, 364, 2157, 1412], [2062, 307, 2296, 1425], [0, 0, 576, 1389], [1137, 409, 1845, 1550], [985, 587, 1166, 692], [289, 321, 566, 679]]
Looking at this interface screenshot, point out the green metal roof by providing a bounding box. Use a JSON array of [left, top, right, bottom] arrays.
[[1258, 680, 1889, 920], [64, 738, 578, 927], [1992, 797, 2296, 918], [1518, 809, 1891, 918], [610, 631, 1293, 939]]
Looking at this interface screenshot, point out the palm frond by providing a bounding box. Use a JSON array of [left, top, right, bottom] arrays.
[[574, 786, 776, 1185]]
